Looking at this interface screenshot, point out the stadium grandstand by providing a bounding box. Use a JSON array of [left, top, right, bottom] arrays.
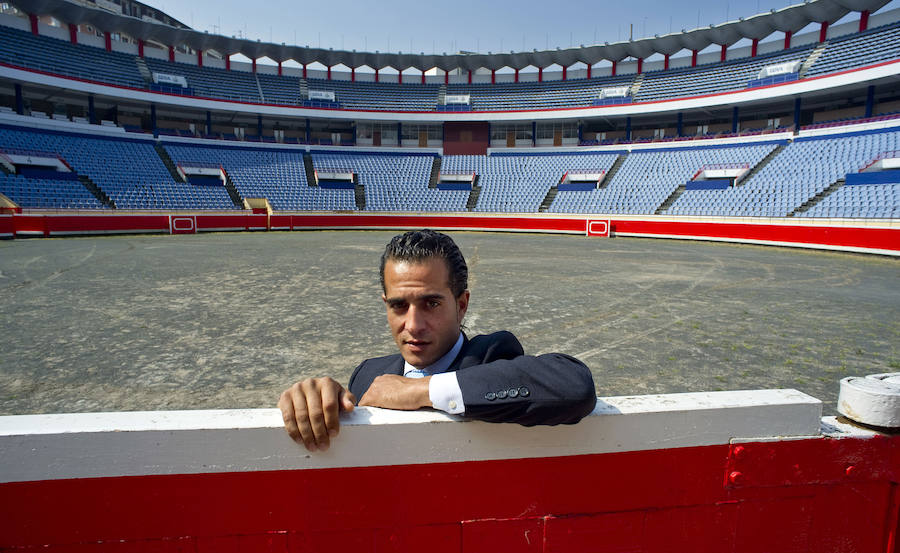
[[0, 0, 898, 222]]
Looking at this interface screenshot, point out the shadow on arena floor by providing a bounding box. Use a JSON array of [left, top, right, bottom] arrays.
[[1, 230, 897, 416]]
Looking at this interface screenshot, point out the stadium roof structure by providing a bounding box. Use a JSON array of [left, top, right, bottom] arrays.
[[12, 0, 893, 72]]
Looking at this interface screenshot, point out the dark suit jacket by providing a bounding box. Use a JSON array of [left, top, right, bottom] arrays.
[[347, 331, 597, 426]]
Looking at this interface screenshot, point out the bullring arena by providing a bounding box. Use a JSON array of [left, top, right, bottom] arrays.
[[1, 230, 898, 416], [1, 0, 899, 551]]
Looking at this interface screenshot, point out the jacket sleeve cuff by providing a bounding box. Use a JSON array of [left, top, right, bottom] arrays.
[[429, 372, 465, 415]]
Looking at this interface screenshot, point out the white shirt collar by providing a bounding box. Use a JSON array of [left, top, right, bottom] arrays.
[[403, 332, 464, 376]]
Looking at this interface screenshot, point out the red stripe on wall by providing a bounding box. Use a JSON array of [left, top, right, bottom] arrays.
[[0, 445, 730, 546], [44, 214, 170, 235], [1, 435, 897, 552], [289, 214, 586, 234], [611, 220, 899, 252], [1, 214, 17, 236], [7, 213, 900, 255]]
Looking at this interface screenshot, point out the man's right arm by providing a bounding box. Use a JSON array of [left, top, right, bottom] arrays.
[[278, 377, 356, 452]]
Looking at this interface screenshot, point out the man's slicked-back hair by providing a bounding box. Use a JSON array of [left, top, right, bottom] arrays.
[[380, 229, 468, 298]]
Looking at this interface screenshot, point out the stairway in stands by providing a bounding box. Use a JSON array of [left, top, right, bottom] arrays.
[[539, 175, 563, 212], [221, 170, 245, 208], [428, 156, 442, 189], [153, 143, 186, 183], [303, 152, 317, 186], [254, 74, 266, 103], [799, 43, 828, 78], [601, 153, 628, 188], [789, 177, 844, 216], [354, 181, 366, 210], [736, 143, 786, 186], [78, 175, 116, 209], [134, 57, 152, 85], [655, 184, 686, 214], [299, 78, 309, 101], [466, 175, 481, 211], [629, 74, 644, 99]]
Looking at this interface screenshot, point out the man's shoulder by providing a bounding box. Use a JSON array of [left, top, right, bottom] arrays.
[[467, 330, 521, 347], [457, 330, 525, 365]]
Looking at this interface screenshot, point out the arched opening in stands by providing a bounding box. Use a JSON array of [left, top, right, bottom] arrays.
[[400, 66, 420, 84], [568, 61, 588, 80], [590, 60, 614, 78], [352, 64, 376, 82], [255, 56, 279, 71], [229, 52, 254, 71], [517, 65, 540, 82], [305, 61, 329, 80], [542, 63, 564, 81], [642, 52, 665, 71], [378, 66, 400, 84], [330, 63, 353, 81], [489, 65, 514, 85]]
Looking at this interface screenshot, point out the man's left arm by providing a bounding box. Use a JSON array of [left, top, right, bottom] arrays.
[[358, 355, 595, 426], [453, 353, 597, 426]]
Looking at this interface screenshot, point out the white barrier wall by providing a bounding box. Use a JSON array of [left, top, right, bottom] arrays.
[[0, 389, 821, 483]]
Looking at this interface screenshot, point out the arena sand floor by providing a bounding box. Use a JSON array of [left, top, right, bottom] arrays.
[[1, 230, 898, 416]]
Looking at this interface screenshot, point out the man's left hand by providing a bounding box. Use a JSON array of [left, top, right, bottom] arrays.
[[358, 374, 432, 410]]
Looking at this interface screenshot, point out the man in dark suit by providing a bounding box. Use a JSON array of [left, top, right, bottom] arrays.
[[279, 230, 596, 452]]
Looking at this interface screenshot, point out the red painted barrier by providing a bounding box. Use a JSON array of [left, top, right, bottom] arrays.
[[6, 212, 899, 256], [12, 213, 48, 236], [0, 391, 897, 553], [46, 214, 170, 236], [289, 213, 588, 234], [611, 219, 900, 252], [0, 214, 13, 237]]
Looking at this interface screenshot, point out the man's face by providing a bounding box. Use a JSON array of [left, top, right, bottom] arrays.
[[382, 257, 469, 369]]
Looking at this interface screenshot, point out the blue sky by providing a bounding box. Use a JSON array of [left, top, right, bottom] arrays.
[[139, 0, 899, 57]]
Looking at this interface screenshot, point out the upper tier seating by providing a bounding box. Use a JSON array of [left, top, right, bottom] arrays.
[[446, 77, 634, 111], [0, 125, 233, 209], [0, 24, 144, 88], [143, 58, 261, 103], [305, 79, 440, 111], [633, 46, 815, 102], [311, 151, 458, 211], [256, 73, 302, 105], [163, 143, 355, 211], [2, 19, 898, 112], [805, 21, 900, 77]]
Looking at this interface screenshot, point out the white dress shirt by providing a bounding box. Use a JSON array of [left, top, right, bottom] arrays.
[[403, 333, 465, 414]]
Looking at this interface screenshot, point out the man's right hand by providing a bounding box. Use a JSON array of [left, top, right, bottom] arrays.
[[278, 377, 357, 452]]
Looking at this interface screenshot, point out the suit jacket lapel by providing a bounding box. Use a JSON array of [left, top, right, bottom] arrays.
[[388, 356, 405, 375], [447, 332, 470, 373]]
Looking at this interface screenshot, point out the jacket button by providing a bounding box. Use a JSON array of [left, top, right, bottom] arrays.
[[508, 388, 519, 398], [496, 389, 508, 399], [519, 387, 530, 397], [485, 392, 496, 401]]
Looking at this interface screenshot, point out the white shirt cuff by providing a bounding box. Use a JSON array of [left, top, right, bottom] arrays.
[[429, 372, 465, 415]]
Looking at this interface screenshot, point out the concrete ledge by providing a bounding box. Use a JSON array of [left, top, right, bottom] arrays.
[[0, 389, 821, 483]]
